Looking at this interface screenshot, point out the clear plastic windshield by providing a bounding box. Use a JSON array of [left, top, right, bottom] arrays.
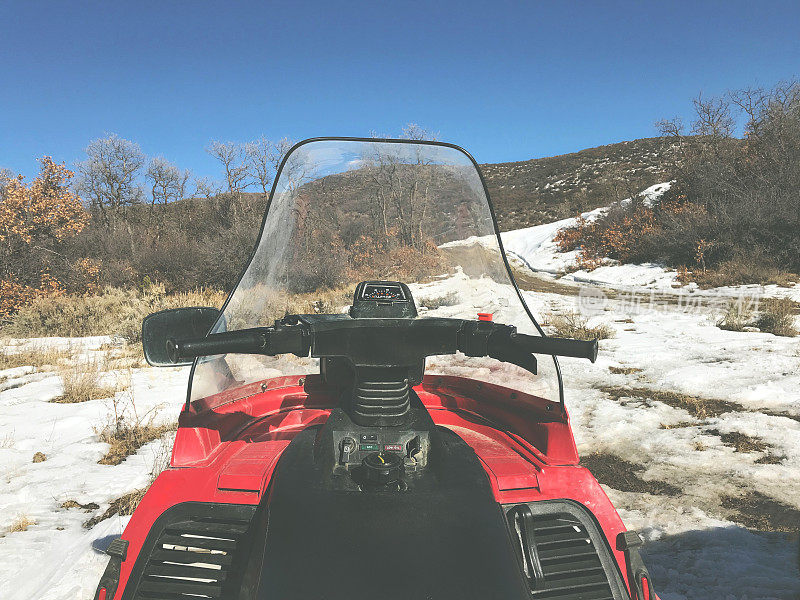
[[190, 139, 560, 406]]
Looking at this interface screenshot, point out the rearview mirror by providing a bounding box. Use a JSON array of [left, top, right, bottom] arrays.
[[142, 307, 220, 366]]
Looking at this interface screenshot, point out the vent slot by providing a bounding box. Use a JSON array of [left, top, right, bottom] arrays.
[[129, 505, 256, 600], [507, 506, 620, 600]]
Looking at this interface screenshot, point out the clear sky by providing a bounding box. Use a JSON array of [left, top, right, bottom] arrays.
[[1, 0, 799, 181]]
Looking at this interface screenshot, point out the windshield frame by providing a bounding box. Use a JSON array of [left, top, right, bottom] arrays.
[[184, 137, 565, 409]]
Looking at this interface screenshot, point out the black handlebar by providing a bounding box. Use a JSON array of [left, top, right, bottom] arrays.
[[167, 328, 268, 363], [166, 316, 599, 369], [511, 333, 598, 363]]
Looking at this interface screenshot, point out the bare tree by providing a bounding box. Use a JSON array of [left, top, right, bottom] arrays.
[[729, 86, 767, 127], [691, 93, 734, 138], [193, 176, 223, 199], [244, 136, 295, 198], [206, 141, 250, 197], [400, 123, 439, 141], [146, 157, 190, 207], [76, 134, 145, 227]]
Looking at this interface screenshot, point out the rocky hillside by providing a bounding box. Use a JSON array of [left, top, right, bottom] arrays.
[[481, 136, 681, 230]]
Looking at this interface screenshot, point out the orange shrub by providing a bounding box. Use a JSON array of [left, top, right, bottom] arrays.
[[0, 158, 87, 317]]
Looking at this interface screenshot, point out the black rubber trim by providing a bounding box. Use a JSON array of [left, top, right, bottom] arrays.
[[185, 137, 564, 410], [118, 501, 257, 600], [503, 499, 631, 600], [617, 531, 655, 600]]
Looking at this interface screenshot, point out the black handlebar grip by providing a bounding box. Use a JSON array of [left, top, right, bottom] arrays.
[[511, 333, 598, 363], [166, 329, 268, 364]]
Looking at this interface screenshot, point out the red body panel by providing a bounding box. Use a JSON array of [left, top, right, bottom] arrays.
[[109, 374, 637, 599]]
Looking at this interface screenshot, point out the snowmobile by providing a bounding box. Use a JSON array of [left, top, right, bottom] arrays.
[[94, 138, 657, 600]]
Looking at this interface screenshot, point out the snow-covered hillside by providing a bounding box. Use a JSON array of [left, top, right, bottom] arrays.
[[447, 182, 800, 302]]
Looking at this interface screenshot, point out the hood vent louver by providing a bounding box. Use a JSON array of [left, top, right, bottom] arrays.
[[506, 502, 626, 600], [127, 503, 257, 600]]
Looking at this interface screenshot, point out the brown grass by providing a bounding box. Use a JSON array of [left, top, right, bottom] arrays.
[[32, 452, 46, 463], [580, 452, 681, 496], [688, 259, 797, 289], [716, 299, 755, 332], [2, 285, 227, 342], [754, 297, 798, 337], [608, 366, 642, 375], [545, 311, 615, 340], [8, 515, 34, 533], [419, 291, 460, 310], [83, 489, 146, 529], [96, 421, 175, 466], [599, 385, 739, 419], [0, 346, 70, 370], [51, 361, 117, 403], [61, 500, 99, 510]]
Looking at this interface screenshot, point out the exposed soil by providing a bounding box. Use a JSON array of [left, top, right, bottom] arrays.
[[60, 500, 99, 511], [720, 491, 800, 533], [706, 429, 771, 454], [580, 452, 681, 496]]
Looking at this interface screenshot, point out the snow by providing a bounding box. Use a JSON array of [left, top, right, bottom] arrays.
[[445, 181, 800, 302], [2, 202, 799, 598], [0, 344, 188, 600]]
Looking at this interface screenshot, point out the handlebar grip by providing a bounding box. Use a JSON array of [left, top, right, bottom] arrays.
[[167, 329, 268, 364], [511, 333, 598, 363]]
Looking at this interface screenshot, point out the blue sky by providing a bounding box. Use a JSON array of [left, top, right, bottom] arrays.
[[1, 0, 798, 181]]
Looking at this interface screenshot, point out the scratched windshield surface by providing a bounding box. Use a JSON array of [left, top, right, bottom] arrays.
[[190, 139, 560, 406]]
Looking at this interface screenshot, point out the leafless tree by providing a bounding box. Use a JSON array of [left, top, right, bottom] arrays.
[[729, 86, 768, 126], [244, 136, 295, 198], [76, 134, 146, 227], [193, 176, 223, 199], [400, 123, 439, 141], [691, 93, 734, 138], [146, 157, 190, 207], [206, 140, 251, 197]]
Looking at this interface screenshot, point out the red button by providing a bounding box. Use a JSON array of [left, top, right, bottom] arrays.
[[477, 313, 493, 321], [384, 444, 402, 452]]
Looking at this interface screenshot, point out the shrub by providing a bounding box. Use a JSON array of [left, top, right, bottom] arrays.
[[545, 311, 614, 340], [555, 81, 800, 282], [0, 159, 88, 317], [8, 515, 34, 533], [689, 255, 796, 288], [94, 385, 176, 466], [716, 299, 755, 332], [754, 298, 798, 337], [97, 421, 174, 466], [2, 285, 226, 341], [53, 361, 117, 403], [0, 346, 70, 370], [419, 291, 460, 309]]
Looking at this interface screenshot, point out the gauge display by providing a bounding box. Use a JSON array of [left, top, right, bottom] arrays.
[[361, 283, 406, 301]]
